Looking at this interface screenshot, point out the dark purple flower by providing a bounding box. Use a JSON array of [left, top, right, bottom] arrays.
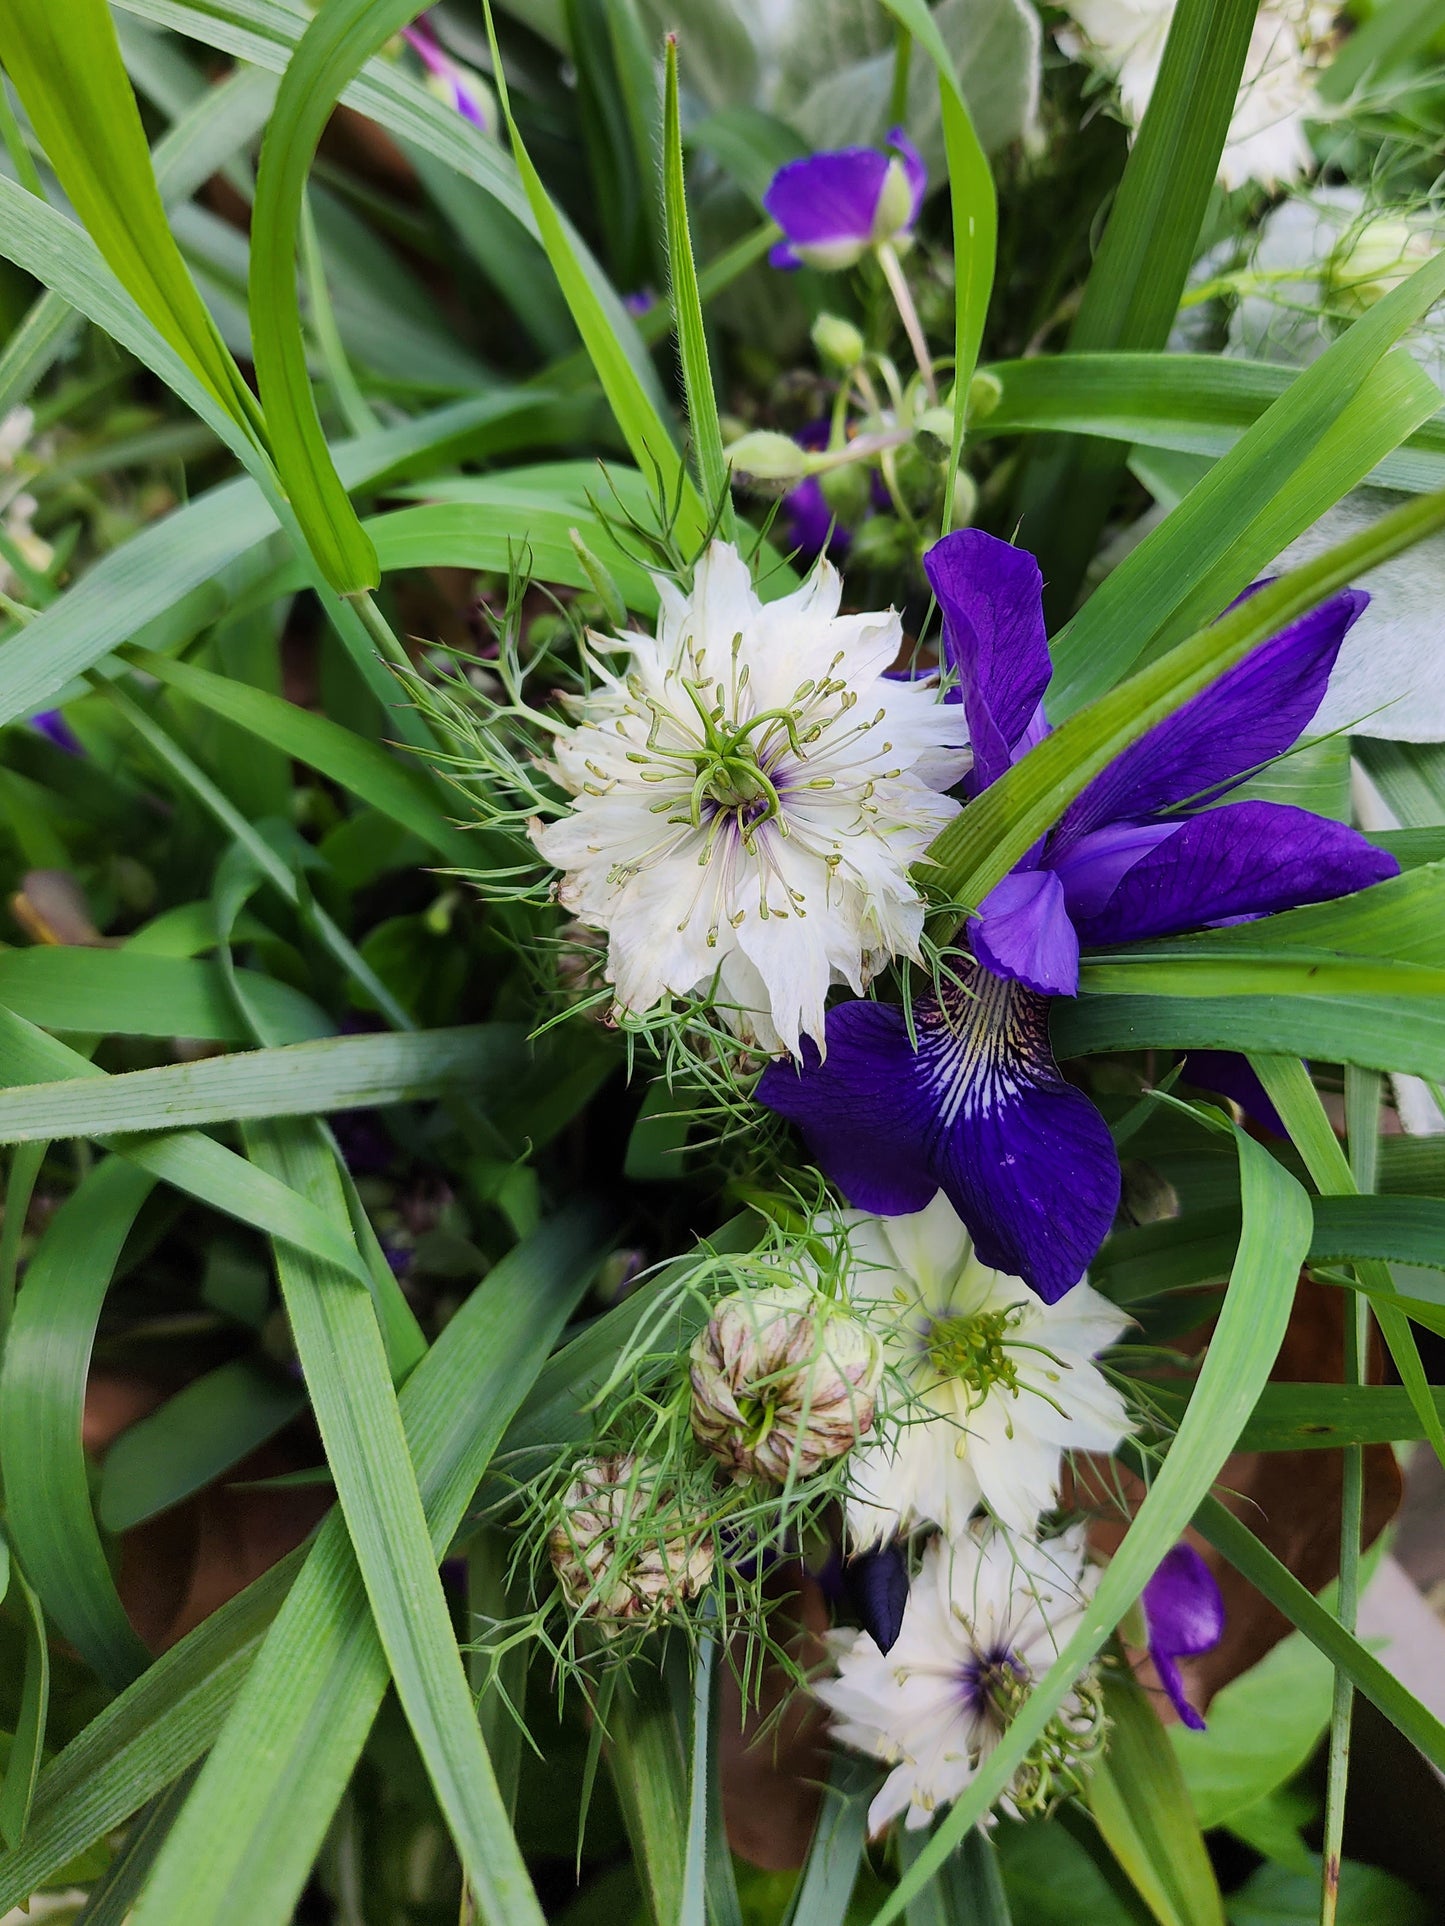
[[402, 17, 491, 131], [780, 423, 850, 559], [623, 289, 657, 318], [1183, 1051, 1287, 1137], [30, 709, 82, 755], [844, 1541, 910, 1654], [764, 128, 926, 272], [1142, 1543, 1225, 1730], [759, 529, 1396, 1301]]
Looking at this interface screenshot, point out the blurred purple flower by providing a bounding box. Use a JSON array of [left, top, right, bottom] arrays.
[[402, 17, 492, 131], [623, 289, 657, 318], [760, 530, 1394, 1302], [780, 422, 848, 560], [31, 709, 82, 755], [1143, 1543, 1225, 1730], [1184, 1051, 1287, 1137], [764, 128, 926, 271]]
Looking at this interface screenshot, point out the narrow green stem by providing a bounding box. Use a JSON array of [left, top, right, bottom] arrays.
[[875, 241, 937, 403], [300, 194, 379, 440], [1321, 1067, 1380, 1926], [888, 24, 913, 125]]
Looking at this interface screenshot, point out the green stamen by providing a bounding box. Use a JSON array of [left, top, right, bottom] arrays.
[[925, 1308, 1023, 1404]]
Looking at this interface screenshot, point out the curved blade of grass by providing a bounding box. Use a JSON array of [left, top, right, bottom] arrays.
[[872, 1129, 1310, 1923], [123, 646, 475, 864], [0, 0, 263, 442], [1009, 0, 1258, 613], [1249, 1055, 1445, 1473], [0, 947, 329, 1044], [0, 1025, 527, 1142], [481, 0, 706, 551], [232, 1119, 541, 1926], [928, 483, 1445, 916], [0, 1561, 51, 1848], [0, 1157, 158, 1690], [662, 38, 732, 539], [0, 1206, 604, 1913], [1049, 242, 1445, 714], [980, 353, 1445, 494], [0, 1005, 376, 1283], [783, 1758, 869, 1926], [127, 1179, 607, 1926]]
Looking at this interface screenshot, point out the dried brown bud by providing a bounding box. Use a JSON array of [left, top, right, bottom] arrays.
[[548, 1453, 713, 1622], [689, 1285, 882, 1483]]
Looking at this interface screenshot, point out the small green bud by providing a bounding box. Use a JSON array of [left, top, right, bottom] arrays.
[[913, 405, 957, 456], [947, 468, 978, 530], [811, 312, 866, 369], [1327, 215, 1435, 317], [818, 461, 873, 526], [892, 442, 940, 516], [966, 370, 1004, 423], [725, 429, 809, 488], [569, 528, 628, 631]]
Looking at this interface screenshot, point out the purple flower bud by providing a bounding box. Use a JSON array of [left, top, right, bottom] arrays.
[[764, 128, 926, 272], [402, 18, 492, 133], [1142, 1543, 1225, 1731], [30, 709, 82, 755]]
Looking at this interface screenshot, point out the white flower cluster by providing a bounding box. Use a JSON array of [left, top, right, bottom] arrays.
[[1056, 0, 1331, 189], [811, 1192, 1132, 1835]]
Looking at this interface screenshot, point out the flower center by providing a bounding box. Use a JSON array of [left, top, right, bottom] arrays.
[[924, 1308, 1022, 1403], [962, 1647, 1031, 1729], [960, 1647, 1107, 1816]]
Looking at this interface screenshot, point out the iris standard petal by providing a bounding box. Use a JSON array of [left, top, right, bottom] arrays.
[[1055, 589, 1369, 846], [1142, 1543, 1225, 1731], [1072, 799, 1399, 948], [763, 147, 893, 268], [924, 530, 1053, 793], [971, 866, 1082, 995]]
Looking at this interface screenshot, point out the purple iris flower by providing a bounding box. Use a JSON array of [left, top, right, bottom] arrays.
[[1142, 1543, 1225, 1730], [758, 529, 1396, 1303], [764, 128, 926, 272], [402, 17, 491, 131]]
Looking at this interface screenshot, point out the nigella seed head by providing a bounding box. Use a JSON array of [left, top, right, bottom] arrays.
[[689, 1284, 882, 1484], [548, 1452, 714, 1625]]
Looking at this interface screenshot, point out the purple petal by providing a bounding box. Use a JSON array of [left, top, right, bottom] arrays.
[[1143, 1544, 1225, 1731], [769, 240, 804, 270], [1050, 821, 1178, 921], [923, 531, 1053, 794], [971, 866, 1081, 995], [845, 1543, 910, 1654], [1183, 1051, 1286, 1136], [1072, 801, 1399, 948], [1057, 591, 1368, 847], [758, 968, 1120, 1303], [757, 1001, 940, 1219], [763, 148, 890, 254], [884, 125, 927, 222]]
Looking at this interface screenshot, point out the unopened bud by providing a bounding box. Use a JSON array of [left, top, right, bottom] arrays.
[[811, 312, 866, 369], [947, 469, 978, 530], [1328, 216, 1435, 317], [913, 405, 956, 457], [549, 1453, 713, 1622], [689, 1284, 882, 1483], [966, 371, 1004, 423], [725, 430, 809, 487], [818, 461, 873, 526]]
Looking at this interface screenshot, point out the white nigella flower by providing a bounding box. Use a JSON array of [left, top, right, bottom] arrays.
[[531, 541, 969, 1056], [839, 1191, 1133, 1544], [1056, 0, 1328, 189], [817, 1523, 1106, 1833]]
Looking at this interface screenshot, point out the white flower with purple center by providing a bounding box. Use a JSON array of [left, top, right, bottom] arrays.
[[817, 1523, 1105, 1833], [838, 1191, 1133, 1545], [761, 529, 1396, 1301], [529, 541, 969, 1057], [1056, 0, 1328, 189], [763, 127, 927, 272]]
